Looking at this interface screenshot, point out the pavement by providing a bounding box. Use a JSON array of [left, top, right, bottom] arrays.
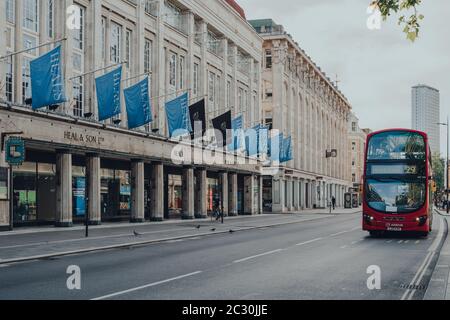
[[0, 207, 449, 300], [423, 209, 450, 300], [0, 208, 359, 264]]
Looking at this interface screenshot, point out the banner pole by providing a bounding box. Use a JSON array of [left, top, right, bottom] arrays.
[[0, 38, 67, 61], [68, 61, 128, 81]]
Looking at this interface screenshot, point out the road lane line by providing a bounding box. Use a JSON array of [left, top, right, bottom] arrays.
[[401, 216, 444, 300], [415, 240, 420, 244], [407, 252, 435, 300], [329, 231, 351, 237], [295, 238, 323, 246], [398, 240, 404, 244], [233, 249, 284, 263], [91, 271, 203, 300], [404, 240, 409, 244], [407, 217, 445, 300], [401, 251, 432, 300]]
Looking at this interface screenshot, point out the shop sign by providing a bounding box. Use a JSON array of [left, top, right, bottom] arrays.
[[64, 131, 105, 146], [5, 137, 25, 166]]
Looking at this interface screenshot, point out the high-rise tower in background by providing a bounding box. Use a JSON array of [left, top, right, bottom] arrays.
[[412, 84, 440, 154]]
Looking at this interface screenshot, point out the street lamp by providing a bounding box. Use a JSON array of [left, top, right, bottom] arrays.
[[437, 117, 449, 213]]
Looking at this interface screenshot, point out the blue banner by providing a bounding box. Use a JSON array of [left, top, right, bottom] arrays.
[[229, 115, 244, 151], [245, 126, 259, 156], [30, 45, 66, 110], [96, 66, 122, 121], [124, 77, 152, 129], [281, 136, 293, 163], [269, 133, 283, 162], [259, 125, 269, 155], [165, 92, 192, 137], [73, 177, 86, 217]]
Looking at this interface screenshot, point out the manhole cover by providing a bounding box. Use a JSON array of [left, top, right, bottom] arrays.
[[399, 283, 427, 290]]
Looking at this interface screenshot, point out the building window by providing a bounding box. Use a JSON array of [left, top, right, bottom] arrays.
[[215, 74, 221, 112], [6, 0, 15, 24], [207, 31, 220, 56], [110, 21, 122, 63], [144, 39, 152, 73], [101, 18, 106, 64], [238, 87, 244, 115], [193, 63, 199, 96], [72, 53, 82, 72], [352, 174, 356, 183], [48, 0, 54, 38], [163, 1, 184, 33], [72, 77, 83, 117], [72, 5, 85, 50], [352, 142, 356, 151], [144, 0, 157, 15], [23, 34, 37, 56], [125, 30, 132, 71], [22, 57, 32, 103], [227, 80, 231, 109], [352, 122, 357, 132], [5, 54, 13, 103], [208, 71, 215, 114], [169, 52, 177, 88], [265, 49, 272, 69], [179, 56, 185, 89], [23, 0, 38, 32]]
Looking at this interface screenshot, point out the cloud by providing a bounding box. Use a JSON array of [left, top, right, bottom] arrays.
[[239, 0, 450, 154]]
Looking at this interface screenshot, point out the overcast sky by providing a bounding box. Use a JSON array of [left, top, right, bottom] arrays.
[[239, 0, 450, 154]]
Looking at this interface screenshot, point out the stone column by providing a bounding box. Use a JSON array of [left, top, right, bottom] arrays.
[[57, 0, 74, 115], [286, 178, 293, 212], [220, 172, 228, 216], [150, 162, 164, 221], [56, 150, 73, 227], [155, 0, 166, 133], [229, 173, 238, 216], [86, 153, 101, 225], [195, 168, 207, 218], [244, 175, 256, 215], [182, 166, 195, 219], [293, 179, 299, 210], [87, 0, 103, 118], [0, 0, 6, 103], [131, 160, 145, 223]]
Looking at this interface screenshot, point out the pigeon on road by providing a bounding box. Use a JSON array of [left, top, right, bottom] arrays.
[[133, 230, 141, 237]]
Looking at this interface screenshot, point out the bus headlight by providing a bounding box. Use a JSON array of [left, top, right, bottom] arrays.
[[416, 216, 427, 226], [364, 214, 375, 224]]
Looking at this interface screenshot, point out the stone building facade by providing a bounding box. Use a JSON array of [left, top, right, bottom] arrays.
[[0, 0, 263, 230], [249, 19, 353, 212]]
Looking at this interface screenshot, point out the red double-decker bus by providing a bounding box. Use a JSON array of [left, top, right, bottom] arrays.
[[362, 129, 434, 237]]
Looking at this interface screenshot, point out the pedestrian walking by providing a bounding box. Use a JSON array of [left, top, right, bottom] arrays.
[[332, 196, 336, 210]]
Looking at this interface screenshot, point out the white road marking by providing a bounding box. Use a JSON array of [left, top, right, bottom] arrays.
[[233, 249, 284, 263], [91, 271, 203, 300], [0, 227, 193, 250], [401, 216, 444, 300], [386, 240, 393, 243], [340, 245, 348, 249], [404, 240, 409, 244], [415, 240, 420, 244], [398, 240, 404, 244], [295, 238, 323, 246], [329, 231, 351, 237]]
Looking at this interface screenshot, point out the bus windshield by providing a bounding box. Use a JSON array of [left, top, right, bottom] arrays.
[[367, 131, 426, 161], [365, 178, 426, 214]]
